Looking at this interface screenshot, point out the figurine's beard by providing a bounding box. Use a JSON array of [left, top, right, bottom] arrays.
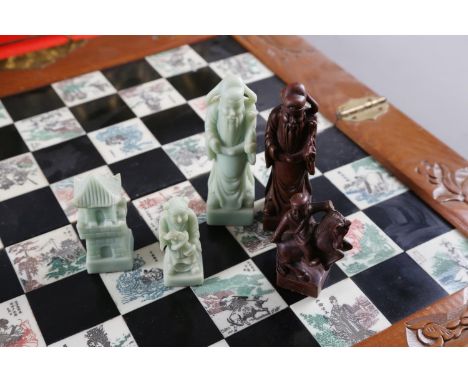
[[228, 117, 238, 128], [218, 115, 243, 147]]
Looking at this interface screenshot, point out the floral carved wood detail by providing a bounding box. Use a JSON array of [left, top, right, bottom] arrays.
[[405, 288, 468, 347], [416, 160, 468, 204]]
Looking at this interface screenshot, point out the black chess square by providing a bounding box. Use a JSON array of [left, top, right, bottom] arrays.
[[226, 308, 319, 347], [253, 249, 348, 306], [0, 249, 24, 303], [70, 94, 135, 133], [352, 253, 448, 323], [109, 148, 185, 199], [254, 178, 265, 201], [123, 288, 222, 346], [315, 127, 368, 172], [248, 76, 285, 112], [126, 202, 157, 250], [142, 104, 204, 145], [199, 223, 249, 278], [256, 114, 267, 153], [190, 172, 209, 201], [168, 66, 221, 100], [364, 192, 453, 250], [0, 187, 68, 246], [27, 271, 119, 345], [2, 86, 64, 121], [0, 124, 28, 160], [310, 176, 359, 218], [191, 36, 246, 63], [102, 59, 160, 90], [33, 136, 106, 184]]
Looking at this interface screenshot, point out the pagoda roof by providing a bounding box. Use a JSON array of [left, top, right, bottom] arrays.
[[73, 173, 122, 208]]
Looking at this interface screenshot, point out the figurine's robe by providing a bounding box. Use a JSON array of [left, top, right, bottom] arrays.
[[159, 211, 202, 274], [264, 106, 316, 219], [206, 102, 256, 210]]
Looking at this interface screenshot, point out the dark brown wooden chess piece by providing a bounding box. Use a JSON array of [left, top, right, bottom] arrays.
[[263, 82, 318, 231], [272, 193, 353, 298]]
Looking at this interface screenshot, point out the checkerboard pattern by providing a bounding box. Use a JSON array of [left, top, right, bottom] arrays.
[[0, 36, 466, 347]]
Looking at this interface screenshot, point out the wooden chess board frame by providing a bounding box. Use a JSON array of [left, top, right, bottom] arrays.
[[2, 35, 466, 346]]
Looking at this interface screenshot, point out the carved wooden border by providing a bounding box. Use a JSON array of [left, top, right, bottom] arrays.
[[234, 36, 468, 237], [355, 288, 466, 347], [0, 36, 212, 98]]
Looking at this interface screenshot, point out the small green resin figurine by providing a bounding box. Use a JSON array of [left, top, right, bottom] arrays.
[[205, 75, 258, 225], [159, 197, 204, 287], [74, 173, 134, 274]]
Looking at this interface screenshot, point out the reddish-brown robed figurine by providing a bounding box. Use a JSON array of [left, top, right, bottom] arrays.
[[263, 82, 318, 231]]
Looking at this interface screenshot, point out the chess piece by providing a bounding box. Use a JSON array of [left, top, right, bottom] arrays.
[[74, 173, 134, 273], [159, 197, 204, 287], [272, 192, 353, 297], [205, 75, 257, 225], [263, 82, 318, 231]]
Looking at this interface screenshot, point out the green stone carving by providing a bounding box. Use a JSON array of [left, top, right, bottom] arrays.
[[159, 197, 204, 287], [205, 75, 257, 225], [74, 173, 134, 273]]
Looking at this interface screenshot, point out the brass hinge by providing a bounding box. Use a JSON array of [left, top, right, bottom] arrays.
[[336, 96, 389, 122]]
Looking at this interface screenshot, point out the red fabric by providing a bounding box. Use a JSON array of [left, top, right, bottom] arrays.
[[0, 35, 95, 60]]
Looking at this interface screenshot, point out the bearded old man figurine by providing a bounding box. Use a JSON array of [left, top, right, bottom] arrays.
[[272, 192, 353, 297], [205, 75, 257, 225], [263, 83, 318, 231]]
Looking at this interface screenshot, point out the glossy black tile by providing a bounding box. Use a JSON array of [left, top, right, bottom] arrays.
[[27, 271, 119, 345], [2, 86, 64, 121], [124, 288, 222, 346], [33, 136, 106, 183], [310, 175, 359, 218], [0, 249, 24, 303], [190, 172, 209, 201], [0, 125, 28, 160], [0, 187, 68, 246], [352, 253, 448, 323], [102, 59, 160, 90], [315, 127, 368, 172], [109, 148, 185, 199], [254, 178, 265, 201], [142, 104, 204, 145], [70, 94, 135, 132], [199, 223, 249, 278], [256, 114, 267, 153], [168, 66, 221, 100], [191, 36, 246, 63], [248, 76, 285, 112], [364, 191, 453, 250], [226, 308, 319, 347], [126, 202, 157, 250]]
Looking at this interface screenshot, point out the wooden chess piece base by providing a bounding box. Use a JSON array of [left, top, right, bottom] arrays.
[[276, 257, 330, 298]]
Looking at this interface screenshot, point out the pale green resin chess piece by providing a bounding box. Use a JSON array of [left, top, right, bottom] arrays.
[[205, 75, 257, 225], [74, 173, 134, 274], [159, 197, 204, 287]]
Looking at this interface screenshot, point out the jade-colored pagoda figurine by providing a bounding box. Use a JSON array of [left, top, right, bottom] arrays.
[[205, 75, 258, 226], [74, 173, 134, 274], [159, 197, 204, 287]]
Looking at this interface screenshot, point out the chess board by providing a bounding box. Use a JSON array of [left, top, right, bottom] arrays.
[[0, 36, 465, 347]]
